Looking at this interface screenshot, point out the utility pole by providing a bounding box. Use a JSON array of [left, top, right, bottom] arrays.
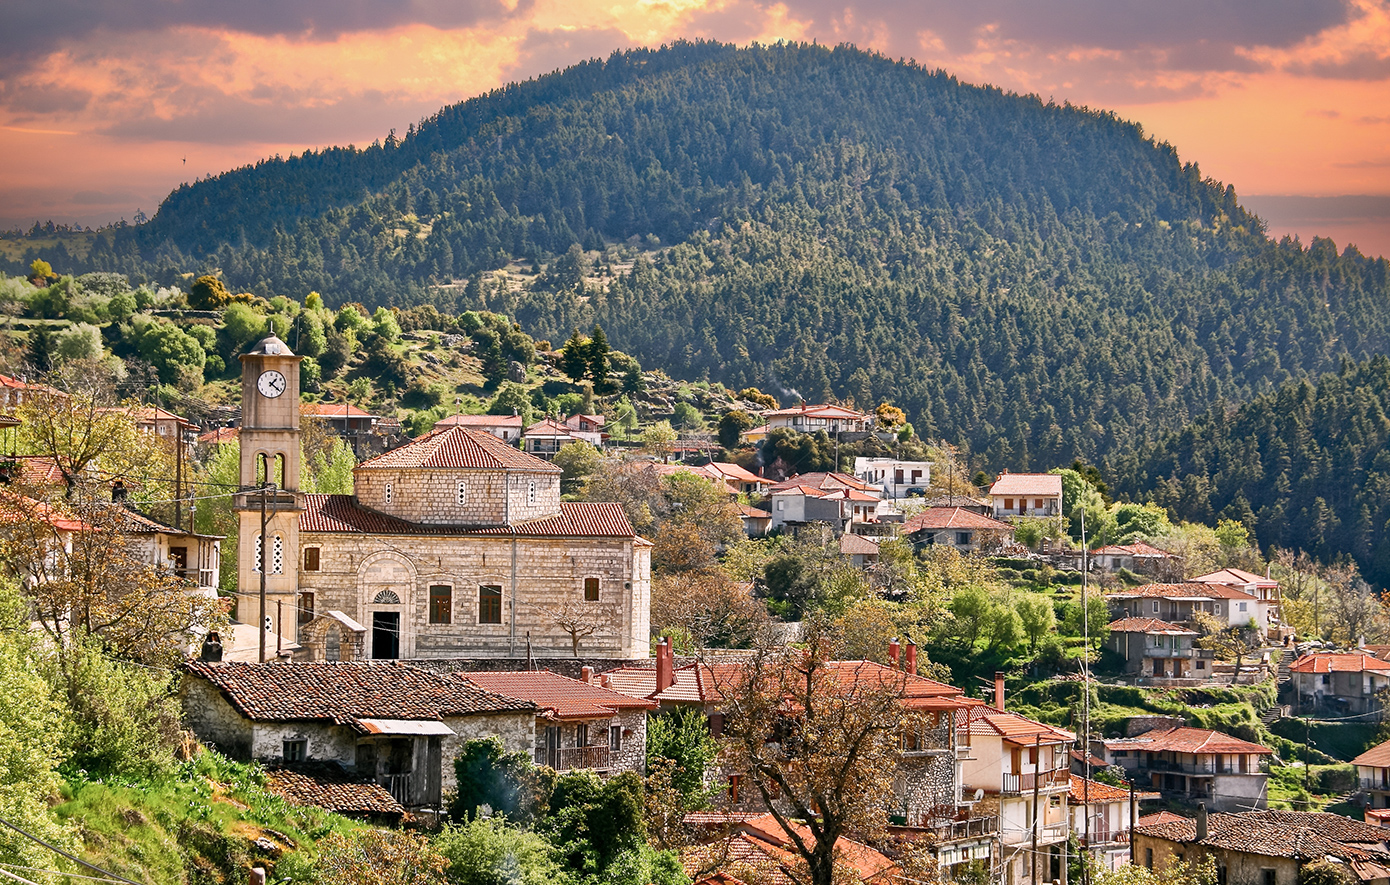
[[259, 480, 270, 663], [1031, 732, 1042, 885], [1129, 781, 1137, 864]]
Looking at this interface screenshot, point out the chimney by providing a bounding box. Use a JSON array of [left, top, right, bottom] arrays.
[[888, 639, 901, 668], [600, 673, 611, 689], [581, 665, 594, 684], [994, 671, 1006, 711], [656, 638, 674, 693], [905, 640, 917, 674], [1196, 802, 1208, 841]]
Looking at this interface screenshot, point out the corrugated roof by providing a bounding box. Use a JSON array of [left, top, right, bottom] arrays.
[[184, 661, 534, 729], [1135, 810, 1390, 862], [1290, 653, 1390, 675], [356, 427, 559, 472], [298, 495, 636, 538], [1107, 617, 1197, 636], [988, 473, 1063, 497], [1102, 726, 1272, 755], [903, 507, 1017, 532], [462, 671, 657, 720]]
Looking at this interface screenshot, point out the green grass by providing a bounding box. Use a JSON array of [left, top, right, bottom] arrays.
[[55, 750, 364, 885], [1266, 763, 1358, 811]]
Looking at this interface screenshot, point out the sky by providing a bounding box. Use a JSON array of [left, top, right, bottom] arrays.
[[1, 0, 1389, 257]]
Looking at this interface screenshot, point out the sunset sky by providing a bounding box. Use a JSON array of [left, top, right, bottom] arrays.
[[2, 0, 1388, 256]]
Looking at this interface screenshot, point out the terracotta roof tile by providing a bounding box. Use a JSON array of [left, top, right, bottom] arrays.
[[768, 472, 876, 493], [1068, 775, 1158, 804], [1107, 583, 1261, 602], [302, 402, 376, 419], [1194, 568, 1279, 588], [988, 473, 1063, 497], [298, 495, 635, 538], [1291, 653, 1390, 675], [267, 765, 404, 817], [960, 708, 1075, 743], [704, 463, 769, 485], [356, 427, 559, 472], [1135, 810, 1390, 861], [839, 534, 880, 556], [903, 507, 1017, 532], [1353, 738, 1390, 768], [1102, 726, 1272, 755], [1137, 811, 1189, 828], [184, 661, 534, 729], [461, 671, 657, 720], [433, 414, 524, 428]]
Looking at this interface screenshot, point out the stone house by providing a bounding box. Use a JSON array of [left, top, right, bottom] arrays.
[[1133, 807, 1390, 885], [1090, 543, 1176, 575], [1106, 617, 1213, 681], [956, 683, 1074, 885], [232, 332, 652, 662], [902, 507, 1016, 553], [111, 505, 222, 593], [1099, 726, 1272, 812], [181, 661, 536, 810], [461, 669, 657, 774], [1353, 738, 1390, 810], [1291, 653, 1390, 714]]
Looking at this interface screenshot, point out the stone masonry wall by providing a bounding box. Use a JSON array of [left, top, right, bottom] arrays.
[[441, 711, 536, 794], [298, 532, 648, 659], [353, 468, 562, 526], [180, 678, 253, 758]]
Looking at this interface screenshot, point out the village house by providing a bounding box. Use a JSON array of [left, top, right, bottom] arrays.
[[957, 678, 1074, 885], [563, 414, 608, 445], [701, 462, 773, 497], [737, 504, 772, 538], [1099, 726, 1273, 811], [1090, 543, 1177, 575], [682, 812, 900, 885], [302, 402, 380, 457], [180, 661, 537, 810], [853, 457, 931, 499], [1107, 617, 1213, 682], [1106, 583, 1274, 637], [902, 507, 1016, 553], [431, 413, 524, 444], [759, 403, 874, 435], [1353, 738, 1390, 810], [233, 333, 652, 661], [1069, 774, 1159, 872], [461, 669, 656, 774], [839, 532, 880, 567], [521, 417, 585, 458], [765, 472, 882, 532], [0, 372, 62, 413], [1133, 807, 1390, 885], [1289, 652, 1390, 714], [1194, 568, 1281, 604], [988, 473, 1063, 530]]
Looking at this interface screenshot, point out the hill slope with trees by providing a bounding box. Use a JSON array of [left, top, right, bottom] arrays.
[[5, 41, 1389, 467]]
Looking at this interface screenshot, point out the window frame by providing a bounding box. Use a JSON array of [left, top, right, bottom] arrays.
[[609, 725, 622, 752], [583, 577, 600, 602], [478, 584, 503, 625], [456, 481, 467, 507], [429, 584, 453, 625], [283, 739, 307, 763], [385, 481, 393, 504], [298, 591, 315, 625], [303, 546, 321, 571]]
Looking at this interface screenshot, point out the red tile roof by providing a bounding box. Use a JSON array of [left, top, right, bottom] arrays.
[[461, 671, 657, 720], [603, 662, 739, 705], [685, 813, 897, 885], [959, 705, 1075, 743], [703, 463, 769, 485], [1102, 726, 1272, 755], [1107, 617, 1197, 636], [198, 427, 240, 446], [1135, 810, 1390, 861], [356, 427, 559, 472], [433, 414, 524, 428], [0, 490, 90, 532], [302, 402, 376, 419], [267, 765, 405, 817], [768, 472, 875, 493], [1137, 811, 1189, 828], [839, 534, 880, 556], [1194, 568, 1279, 588], [903, 507, 1016, 533], [738, 504, 772, 520], [524, 418, 578, 437], [1092, 543, 1174, 558], [1107, 583, 1261, 602], [1291, 653, 1390, 674], [184, 661, 534, 731], [988, 473, 1063, 497], [761, 404, 870, 421], [1068, 775, 1157, 804], [1353, 737, 1390, 768], [298, 494, 636, 538]]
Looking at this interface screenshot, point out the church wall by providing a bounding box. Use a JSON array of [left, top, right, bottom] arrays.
[[298, 532, 648, 659], [352, 468, 562, 526]]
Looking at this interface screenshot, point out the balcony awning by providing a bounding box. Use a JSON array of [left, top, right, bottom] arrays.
[[354, 718, 455, 736]]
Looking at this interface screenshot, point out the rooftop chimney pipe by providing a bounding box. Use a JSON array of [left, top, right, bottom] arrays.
[[656, 638, 674, 693], [905, 640, 917, 674], [1196, 802, 1208, 841], [994, 671, 1006, 711], [888, 639, 901, 668], [581, 665, 594, 684]]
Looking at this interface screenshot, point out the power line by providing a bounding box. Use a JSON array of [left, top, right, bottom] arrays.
[[0, 816, 143, 885], [0, 862, 133, 884]]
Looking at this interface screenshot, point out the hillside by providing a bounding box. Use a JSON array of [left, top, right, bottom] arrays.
[[1110, 354, 1390, 588], [3, 42, 1389, 469]]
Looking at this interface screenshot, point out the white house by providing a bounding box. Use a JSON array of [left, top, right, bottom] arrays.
[[988, 473, 1063, 529], [759, 404, 873, 435], [853, 457, 931, 499]]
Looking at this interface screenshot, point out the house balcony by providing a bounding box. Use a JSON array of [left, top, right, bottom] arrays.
[[1359, 779, 1390, 792], [1146, 759, 1266, 776], [1079, 828, 1129, 847], [1000, 768, 1071, 795], [1001, 820, 1069, 845], [926, 816, 998, 842], [535, 745, 611, 771], [379, 772, 413, 806]]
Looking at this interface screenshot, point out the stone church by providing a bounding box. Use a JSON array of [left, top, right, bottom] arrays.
[[235, 333, 652, 662]]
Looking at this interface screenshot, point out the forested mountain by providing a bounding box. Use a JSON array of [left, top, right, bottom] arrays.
[[1110, 355, 1390, 587], [11, 41, 1390, 466]]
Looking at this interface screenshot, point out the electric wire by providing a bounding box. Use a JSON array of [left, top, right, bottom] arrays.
[[0, 862, 133, 884], [0, 817, 142, 885]]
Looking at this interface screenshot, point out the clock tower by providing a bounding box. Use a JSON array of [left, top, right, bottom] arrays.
[[236, 332, 303, 659]]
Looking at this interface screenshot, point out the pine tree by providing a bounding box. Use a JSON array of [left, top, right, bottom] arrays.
[[26, 326, 54, 373], [561, 329, 589, 383], [588, 325, 610, 391]]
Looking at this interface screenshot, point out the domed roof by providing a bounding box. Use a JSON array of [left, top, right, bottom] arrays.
[[243, 334, 295, 357]]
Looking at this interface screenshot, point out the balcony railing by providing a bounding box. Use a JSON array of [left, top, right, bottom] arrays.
[[535, 745, 611, 771], [380, 772, 412, 805], [1360, 778, 1390, 791], [1080, 829, 1129, 847], [1000, 768, 1071, 795], [1147, 759, 1265, 776], [927, 817, 998, 841]]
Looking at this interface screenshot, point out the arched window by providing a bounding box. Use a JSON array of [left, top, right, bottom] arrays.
[[256, 452, 269, 485], [253, 535, 263, 573], [273, 453, 286, 488], [271, 535, 284, 575], [372, 590, 401, 605]]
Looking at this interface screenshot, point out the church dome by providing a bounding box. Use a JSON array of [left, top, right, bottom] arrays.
[[245, 334, 295, 357]]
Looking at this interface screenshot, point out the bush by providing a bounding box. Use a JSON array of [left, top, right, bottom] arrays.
[[435, 817, 573, 885], [451, 737, 553, 824]]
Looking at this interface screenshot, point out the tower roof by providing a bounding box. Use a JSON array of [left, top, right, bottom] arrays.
[[243, 334, 296, 357]]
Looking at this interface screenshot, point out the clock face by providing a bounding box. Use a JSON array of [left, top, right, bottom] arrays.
[[257, 370, 287, 398]]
